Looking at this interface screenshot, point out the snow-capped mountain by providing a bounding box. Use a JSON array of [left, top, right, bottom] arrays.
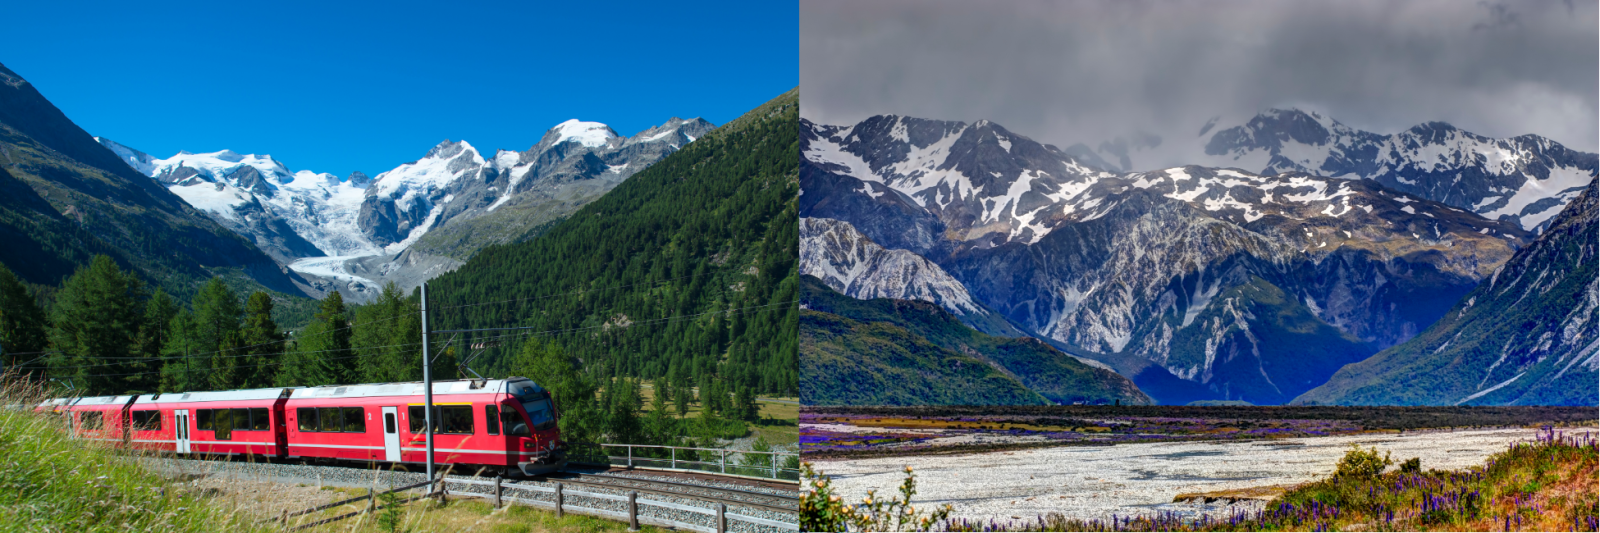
[[97, 116, 713, 301], [802, 115, 1534, 404], [1198, 109, 1596, 232]]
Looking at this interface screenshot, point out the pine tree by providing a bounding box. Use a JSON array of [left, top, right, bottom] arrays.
[[132, 288, 177, 392], [191, 278, 242, 390], [278, 291, 353, 387], [160, 309, 202, 393], [48, 255, 145, 395], [0, 263, 47, 370], [605, 377, 643, 444], [354, 283, 421, 384], [238, 292, 284, 389], [508, 337, 601, 445], [734, 385, 759, 422], [644, 385, 677, 446], [318, 291, 355, 383]]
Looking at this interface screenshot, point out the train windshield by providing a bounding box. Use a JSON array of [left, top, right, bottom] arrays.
[[506, 380, 556, 431], [522, 398, 554, 430]]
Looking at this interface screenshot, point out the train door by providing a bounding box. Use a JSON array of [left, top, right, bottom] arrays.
[[381, 406, 401, 462], [174, 409, 191, 453]]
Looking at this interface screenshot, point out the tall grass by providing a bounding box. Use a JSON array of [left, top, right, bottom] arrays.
[[0, 372, 272, 533]]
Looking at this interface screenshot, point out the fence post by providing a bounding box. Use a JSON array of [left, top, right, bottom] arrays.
[[554, 482, 564, 517], [278, 509, 288, 525], [627, 491, 639, 531], [720, 449, 726, 474], [771, 451, 777, 479], [493, 476, 502, 508], [716, 503, 726, 533], [627, 445, 633, 468], [367, 487, 374, 514], [671, 447, 676, 470]]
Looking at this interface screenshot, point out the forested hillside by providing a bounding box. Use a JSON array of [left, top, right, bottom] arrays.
[[427, 89, 800, 400]]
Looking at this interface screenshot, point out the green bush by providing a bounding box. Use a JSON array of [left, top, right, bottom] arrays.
[[1399, 457, 1422, 473], [1334, 443, 1392, 478], [801, 462, 952, 532]]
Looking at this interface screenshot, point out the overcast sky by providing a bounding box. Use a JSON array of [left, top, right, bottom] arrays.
[[801, 0, 1598, 170]]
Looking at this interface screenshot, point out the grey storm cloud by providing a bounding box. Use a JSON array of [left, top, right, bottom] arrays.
[[801, 0, 1598, 170]]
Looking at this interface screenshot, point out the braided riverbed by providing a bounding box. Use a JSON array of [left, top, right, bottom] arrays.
[[810, 427, 1548, 525]]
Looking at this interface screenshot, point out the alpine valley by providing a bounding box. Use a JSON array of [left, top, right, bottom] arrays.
[[799, 112, 1597, 406]]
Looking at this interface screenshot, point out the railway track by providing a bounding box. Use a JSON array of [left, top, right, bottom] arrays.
[[146, 454, 800, 530], [542, 471, 798, 514]]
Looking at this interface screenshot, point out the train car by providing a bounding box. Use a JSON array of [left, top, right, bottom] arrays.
[[60, 395, 135, 443], [38, 376, 565, 476], [137, 387, 292, 456], [284, 377, 565, 476]]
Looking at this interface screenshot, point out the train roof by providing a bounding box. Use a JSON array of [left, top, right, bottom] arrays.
[[290, 378, 527, 400], [138, 387, 296, 405], [41, 377, 544, 407]]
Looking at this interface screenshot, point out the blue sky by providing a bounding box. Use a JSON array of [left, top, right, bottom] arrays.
[[3, 0, 797, 178]]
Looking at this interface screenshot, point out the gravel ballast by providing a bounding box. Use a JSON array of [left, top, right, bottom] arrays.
[[141, 457, 796, 533]]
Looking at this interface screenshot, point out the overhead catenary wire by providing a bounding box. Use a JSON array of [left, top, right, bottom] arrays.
[[38, 299, 796, 381], [429, 274, 695, 312]]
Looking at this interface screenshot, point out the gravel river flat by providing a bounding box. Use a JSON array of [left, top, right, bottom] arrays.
[[811, 427, 1546, 525]]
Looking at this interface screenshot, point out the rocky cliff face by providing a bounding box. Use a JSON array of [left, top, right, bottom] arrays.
[[800, 216, 1023, 338], [1296, 179, 1598, 406], [801, 114, 1535, 404]]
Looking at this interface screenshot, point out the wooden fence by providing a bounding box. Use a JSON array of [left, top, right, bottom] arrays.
[[268, 474, 798, 532]]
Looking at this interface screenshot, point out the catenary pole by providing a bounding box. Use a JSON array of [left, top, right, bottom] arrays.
[[422, 282, 435, 483]]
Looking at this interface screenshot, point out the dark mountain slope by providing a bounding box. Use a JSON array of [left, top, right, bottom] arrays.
[[0, 62, 304, 299], [1295, 179, 1598, 406]]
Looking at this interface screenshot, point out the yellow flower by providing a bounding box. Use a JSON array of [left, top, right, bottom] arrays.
[[829, 495, 840, 503]]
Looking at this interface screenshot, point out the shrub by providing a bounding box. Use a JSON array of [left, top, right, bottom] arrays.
[[801, 462, 953, 532], [1400, 457, 1422, 473], [1334, 443, 1393, 478]]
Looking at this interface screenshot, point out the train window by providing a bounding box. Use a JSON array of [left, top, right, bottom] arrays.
[[440, 406, 473, 434], [503, 409, 530, 436], [385, 413, 396, 434], [484, 405, 500, 435], [407, 406, 425, 433], [231, 409, 250, 431], [342, 407, 365, 433], [250, 408, 269, 431], [214, 409, 233, 440], [131, 410, 161, 431], [524, 398, 555, 430], [318, 408, 341, 432], [196, 409, 213, 431], [297, 408, 317, 431], [81, 411, 103, 430]]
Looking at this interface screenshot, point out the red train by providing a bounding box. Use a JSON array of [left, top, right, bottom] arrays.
[[39, 377, 566, 476]]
